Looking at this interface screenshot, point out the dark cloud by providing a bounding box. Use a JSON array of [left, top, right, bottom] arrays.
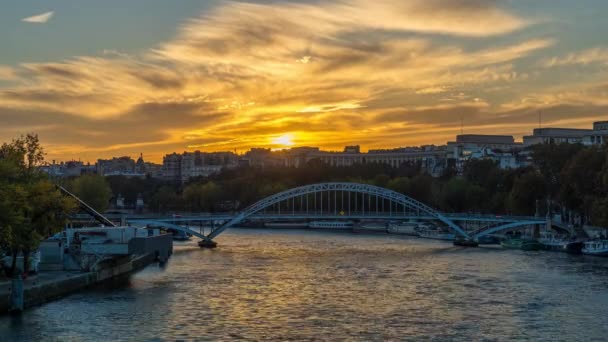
[[373, 103, 608, 130], [375, 105, 484, 125], [26, 64, 82, 79], [0, 101, 228, 149], [2, 89, 103, 105], [130, 71, 185, 90]]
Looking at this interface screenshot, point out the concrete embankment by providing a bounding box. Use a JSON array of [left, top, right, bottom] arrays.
[[1, 233, 172, 314], [0, 254, 155, 314]]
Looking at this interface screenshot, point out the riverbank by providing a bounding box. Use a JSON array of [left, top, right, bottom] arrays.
[[0, 253, 157, 314]]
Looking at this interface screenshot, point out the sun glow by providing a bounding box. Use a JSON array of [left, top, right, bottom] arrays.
[[271, 133, 295, 147]]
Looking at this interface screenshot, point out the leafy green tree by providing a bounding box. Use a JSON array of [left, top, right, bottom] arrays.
[[0, 184, 28, 275], [463, 159, 504, 193], [439, 178, 470, 212], [69, 175, 112, 213], [0, 134, 76, 276], [183, 183, 206, 212], [532, 143, 584, 197], [183, 182, 223, 212], [105, 175, 164, 207], [150, 186, 182, 213], [407, 174, 435, 205], [387, 177, 411, 195], [507, 171, 547, 216], [591, 198, 608, 227], [20, 180, 76, 273], [258, 182, 287, 199], [559, 147, 606, 221], [372, 174, 390, 188]]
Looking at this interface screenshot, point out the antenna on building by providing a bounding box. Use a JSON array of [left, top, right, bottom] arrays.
[[538, 110, 542, 129]]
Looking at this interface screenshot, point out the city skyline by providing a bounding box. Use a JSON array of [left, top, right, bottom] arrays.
[[2, 1, 608, 163]]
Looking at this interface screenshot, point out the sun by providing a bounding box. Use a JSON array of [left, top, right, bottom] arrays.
[[271, 133, 295, 147]]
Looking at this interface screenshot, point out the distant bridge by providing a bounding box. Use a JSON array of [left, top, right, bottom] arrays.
[[126, 182, 547, 246]]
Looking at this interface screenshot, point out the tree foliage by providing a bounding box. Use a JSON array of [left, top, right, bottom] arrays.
[[68, 175, 112, 213], [0, 134, 76, 277]]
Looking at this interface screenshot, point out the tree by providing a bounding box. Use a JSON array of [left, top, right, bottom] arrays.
[[407, 174, 435, 205], [105, 175, 163, 207], [532, 143, 584, 197], [69, 175, 112, 213], [559, 147, 606, 222], [439, 178, 470, 212], [507, 171, 546, 216], [0, 184, 28, 276], [588, 147, 608, 225], [463, 159, 503, 193], [150, 186, 182, 213], [0, 134, 76, 276], [591, 198, 608, 227], [387, 177, 411, 195], [372, 174, 390, 188], [182, 181, 226, 212], [21, 180, 76, 273]]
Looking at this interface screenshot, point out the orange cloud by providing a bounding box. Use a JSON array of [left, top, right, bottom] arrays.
[[2, 0, 604, 163]]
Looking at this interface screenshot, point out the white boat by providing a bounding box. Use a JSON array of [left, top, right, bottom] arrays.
[[387, 222, 419, 236], [538, 231, 569, 250], [308, 221, 353, 229], [417, 229, 455, 241], [538, 231, 583, 253], [582, 240, 608, 256]]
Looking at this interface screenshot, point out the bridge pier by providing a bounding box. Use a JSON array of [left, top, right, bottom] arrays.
[[453, 237, 479, 247], [198, 240, 218, 249]]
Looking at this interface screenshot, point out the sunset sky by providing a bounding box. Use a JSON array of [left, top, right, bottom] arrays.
[[2, 0, 608, 163]]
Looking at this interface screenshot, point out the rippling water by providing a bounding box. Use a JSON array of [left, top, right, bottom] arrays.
[[3, 229, 608, 341]]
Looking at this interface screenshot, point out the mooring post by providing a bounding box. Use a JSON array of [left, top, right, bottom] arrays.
[[10, 274, 24, 312]]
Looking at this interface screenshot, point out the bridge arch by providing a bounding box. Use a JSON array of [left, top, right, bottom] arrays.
[[473, 220, 545, 240], [207, 182, 469, 240]]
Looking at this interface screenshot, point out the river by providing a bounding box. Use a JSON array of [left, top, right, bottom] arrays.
[[3, 229, 608, 341]]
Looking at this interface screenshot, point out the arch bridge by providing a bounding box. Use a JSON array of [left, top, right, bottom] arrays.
[[128, 182, 547, 246]]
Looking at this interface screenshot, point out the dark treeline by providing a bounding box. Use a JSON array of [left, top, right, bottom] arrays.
[[91, 143, 608, 227]]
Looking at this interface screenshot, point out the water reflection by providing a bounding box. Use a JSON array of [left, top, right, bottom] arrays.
[[3, 229, 608, 341]]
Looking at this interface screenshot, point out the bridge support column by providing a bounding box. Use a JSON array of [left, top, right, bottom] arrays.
[[198, 240, 218, 249]]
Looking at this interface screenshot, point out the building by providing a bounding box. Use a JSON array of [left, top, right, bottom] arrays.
[[343, 145, 361, 153], [96, 156, 144, 177], [162, 153, 182, 182], [447, 134, 520, 157], [523, 128, 592, 146], [135, 154, 146, 173], [446, 134, 527, 172], [242, 145, 448, 176], [40, 160, 94, 177], [242, 148, 285, 168], [311, 146, 446, 170], [180, 151, 238, 182], [144, 162, 163, 178], [583, 121, 608, 145], [522, 120, 608, 146], [162, 151, 238, 182]]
